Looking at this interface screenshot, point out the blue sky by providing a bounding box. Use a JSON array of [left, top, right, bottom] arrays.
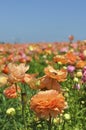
[[0, 0, 86, 43]]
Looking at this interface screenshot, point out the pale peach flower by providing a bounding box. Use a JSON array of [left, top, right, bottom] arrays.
[[3, 84, 21, 98], [37, 76, 61, 91], [23, 73, 38, 84], [30, 90, 66, 119], [28, 75, 61, 91], [7, 63, 29, 83]]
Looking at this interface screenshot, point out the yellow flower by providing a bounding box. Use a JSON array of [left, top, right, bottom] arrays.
[[76, 71, 82, 77], [73, 77, 79, 82], [6, 108, 15, 116]]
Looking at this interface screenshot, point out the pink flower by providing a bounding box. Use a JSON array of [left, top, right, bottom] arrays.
[[67, 65, 75, 73]]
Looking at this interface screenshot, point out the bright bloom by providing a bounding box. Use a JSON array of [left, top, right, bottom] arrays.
[[44, 66, 67, 82], [38, 76, 61, 91], [82, 66, 86, 73], [3, 84, 21, 98], [6, 108, 15, 116], [2, 65, 9, 74], [30, 90, 67, 119], [27, 75, 61, 91], [82, 66, 86, 82], [76, 71, 82, 77], [53, 55, 67, 64], [7, 63, 29, 83], [65, 52, 78, 65], [67, 65, 75, 73], [73, 77, 79, 83], [76, 60, 86, 69]]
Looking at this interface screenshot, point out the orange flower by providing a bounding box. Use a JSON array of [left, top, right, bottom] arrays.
[[7, 63, 29, 83], [28, 75, 61, 91], [44, 66, 67, 82], [2, 65, 9, 74], [38, 76, 61, 91], [30, 90, 66, 119], [76, 60, 86, 69], [7, 54, 14, 62], [65, 51, 78, 65], [53, 55, 67, 64], [23, 73, 38, 83], [3, 84, 21, 98]]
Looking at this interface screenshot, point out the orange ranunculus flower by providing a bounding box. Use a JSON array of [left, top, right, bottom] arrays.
[[28, 75, 61, 91], [2, 65, 9, 74], [65, 51, 78, 65], [53, 55, 67, 64], [23, 73, 38, 83], [30, 90, 66, 119], [7, 63, 29, 83], [38, 75, 61, 91], [3, 84, 21, 98], [76, 60, 86, 69], [44, 66, 67, 82]]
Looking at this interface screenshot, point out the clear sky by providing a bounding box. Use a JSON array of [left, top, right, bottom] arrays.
[[0, 0, 86, 43]]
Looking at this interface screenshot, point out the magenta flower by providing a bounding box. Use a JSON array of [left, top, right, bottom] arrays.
[[82, 71, 86, 82], [67, 65, 75, 73], [82, 66, 86, 82], [82, 66, 86, 73]]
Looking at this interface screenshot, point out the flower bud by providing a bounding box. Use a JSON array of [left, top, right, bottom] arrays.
[[53, 117, 60, 124], [73, 77, 79, 82], [6, 108, 15, 116], [58, 61, 62, 65], [64, 113, 71, 120], [76, 71, 82, 77]]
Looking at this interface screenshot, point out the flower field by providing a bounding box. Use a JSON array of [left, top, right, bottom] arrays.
[[0, 40, 86, 130]]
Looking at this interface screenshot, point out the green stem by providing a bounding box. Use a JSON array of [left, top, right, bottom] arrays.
[[48, 115, 52, 130], [62, 120, 65, 130], [21, 92, 27, 130]]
